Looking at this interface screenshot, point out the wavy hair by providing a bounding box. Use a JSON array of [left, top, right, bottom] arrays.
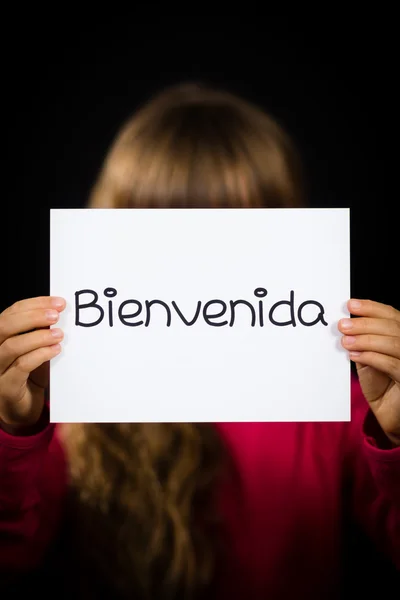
[[62, 82, 304, 599]]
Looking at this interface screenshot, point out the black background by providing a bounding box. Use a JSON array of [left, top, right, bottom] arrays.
[[2, 18, 398, 311], [1, 15, 399, 587]]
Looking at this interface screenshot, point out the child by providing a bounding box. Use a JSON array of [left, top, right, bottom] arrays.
[[0, 83, 399, 599]]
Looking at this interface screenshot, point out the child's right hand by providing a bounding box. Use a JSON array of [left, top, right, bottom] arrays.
[[0, 297, 65, 430]]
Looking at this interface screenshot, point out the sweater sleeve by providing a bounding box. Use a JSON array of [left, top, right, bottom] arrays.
[[0, 415, 66, 571], [346, 377, 400, 569]]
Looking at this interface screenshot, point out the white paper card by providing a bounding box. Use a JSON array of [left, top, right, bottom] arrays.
[[50, 208, 350, 423]]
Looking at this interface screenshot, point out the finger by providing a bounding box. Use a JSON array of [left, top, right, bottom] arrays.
[[338, 317, 400, 338], [0, 328, 64, 374], [1, 297, 66, 317], [348, 299, 400, 323], [342, 334, 400, 360], [0, 309, 61, 345], [1, 344, 62, 391], [349, 351, 400, 383]]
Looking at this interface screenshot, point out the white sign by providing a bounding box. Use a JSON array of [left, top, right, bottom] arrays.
[[50, 208, 350, 423]]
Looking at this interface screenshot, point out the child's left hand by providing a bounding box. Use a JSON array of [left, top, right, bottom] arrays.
[[339, 299, 400, 447]]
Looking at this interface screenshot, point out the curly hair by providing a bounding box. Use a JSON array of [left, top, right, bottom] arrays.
[[61, 422, 223, 599], [61, 82, 304, 598]]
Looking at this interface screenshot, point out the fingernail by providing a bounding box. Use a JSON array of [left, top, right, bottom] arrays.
[[46, 310, 59, 321], [51, 328, 63, 339], [52, 344, 62, 354], [343, 336, 356, 345], [349, 300, 361, 309], [51, 297, 65, 309], [349, 351, 361, 357], [340, 318, 353, 330]]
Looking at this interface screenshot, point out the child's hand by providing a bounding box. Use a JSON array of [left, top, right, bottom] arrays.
[[339, 299, 400, 447], [0, 296, 65, 429]]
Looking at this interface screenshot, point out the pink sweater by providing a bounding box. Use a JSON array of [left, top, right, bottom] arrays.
[[0, 377, 399, 597]]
